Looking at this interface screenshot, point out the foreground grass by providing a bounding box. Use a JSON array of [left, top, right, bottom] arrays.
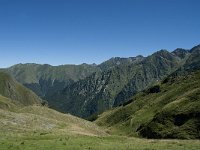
[[0, 133, 199, 150]]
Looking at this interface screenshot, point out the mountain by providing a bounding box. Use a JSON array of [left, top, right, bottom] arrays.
[[2, 63, 100, 106], [2, 45, 199, 120], [0, 45, 200, 142], [0, 71, 106, 137], [51, 48, 190, 118], [113, 49, 188, 107], [0, 62, 199, 149], [95, 48, 200, 139], [0, 72, 42, 106], [2, 56, 145, 116]]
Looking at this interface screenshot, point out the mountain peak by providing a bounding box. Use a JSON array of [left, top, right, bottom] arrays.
[[152, 49, 173, 59], [156, 49, 169, 53], [172, 48, 189, 59], [136, 55, 144, 58], [190, 44, 200, 52]]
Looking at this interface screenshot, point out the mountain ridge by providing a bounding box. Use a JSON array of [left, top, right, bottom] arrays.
[[1, 45, 199, 119], [95, 48, 200, 139], [52, 47, 191, 118]]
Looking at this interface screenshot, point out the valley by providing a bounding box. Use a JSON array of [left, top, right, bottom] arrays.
[[1, 0, 200, 149], [0, 45, 200, 149], [2, 46, 196, 118]]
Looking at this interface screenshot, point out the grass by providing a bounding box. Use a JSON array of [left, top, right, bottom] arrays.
[[0, 70, 200, 149], [0, 95, 20, 110], [0, 106, 106, 137], [0, 133, 199, 150], [0, 72, 42, 106], [0, 105, 199, 150], [0, 109, 199, 149]]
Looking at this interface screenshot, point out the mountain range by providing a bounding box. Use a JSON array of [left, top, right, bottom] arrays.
[[96, 58, 200, 139], [0, 44, 200, 140], [2, 45, 199, 119], [95, 45, 200, 139]]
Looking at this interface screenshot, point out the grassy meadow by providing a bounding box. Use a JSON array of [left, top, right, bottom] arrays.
[[0, 133, 200, 150], [0, 105, 199, 150]]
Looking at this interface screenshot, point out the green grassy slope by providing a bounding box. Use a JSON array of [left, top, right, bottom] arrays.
[[0, 72, 42, 106], [0, 72, 107, 147], [0, 95, 20, 110], [0, 104, 199, 149], [96, 70, 200, 139], [0, 105, 106, 136], [0, 98, 199, 150], [0, 133, 200, 150]]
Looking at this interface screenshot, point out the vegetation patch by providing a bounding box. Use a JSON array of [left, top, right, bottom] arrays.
[[96, 70, 200, 139]]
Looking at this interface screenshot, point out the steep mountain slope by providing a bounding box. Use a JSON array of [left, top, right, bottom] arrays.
[[3, 64, 100, 108], [113, 49, 188, 106], [3, 63, 100, 105], [0, 95, 20, 110], [95, 50, 200, 139], [53, 49, 189, 118], [1, 56, 145, 115], [2, 45, 199, 120], [0, 72, 42, 106]]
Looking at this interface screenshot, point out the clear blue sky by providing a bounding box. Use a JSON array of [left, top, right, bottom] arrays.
[[0, 0, 200, 68]]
